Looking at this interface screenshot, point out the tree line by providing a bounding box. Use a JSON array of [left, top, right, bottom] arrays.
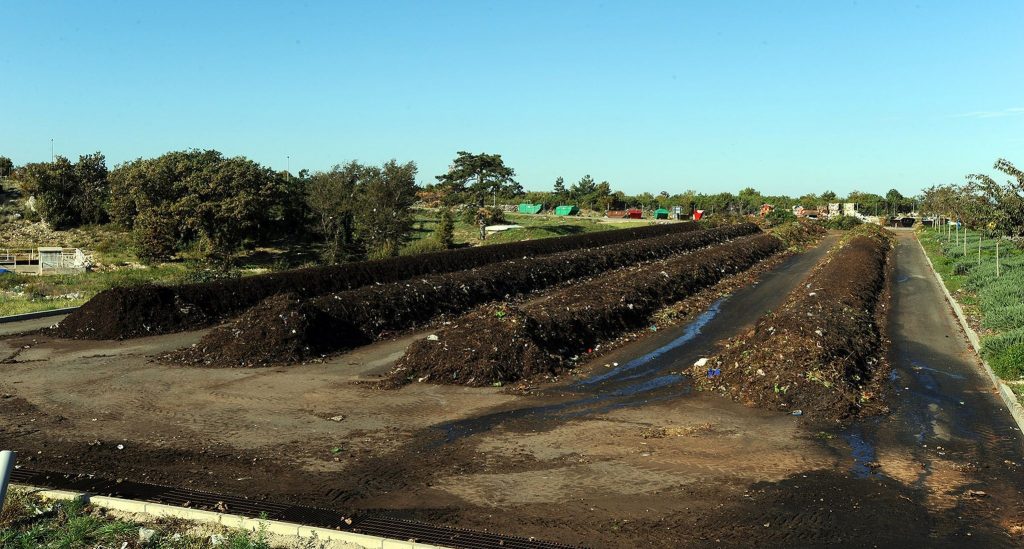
[[0, 148, 927, 263]]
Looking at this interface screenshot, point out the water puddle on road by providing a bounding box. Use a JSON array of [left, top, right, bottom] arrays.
[[575, 298, 724, 388], [434, 299, 726, 445], [843, 428, 880, 479]]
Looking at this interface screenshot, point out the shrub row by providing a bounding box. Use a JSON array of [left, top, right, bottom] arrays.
[[177, 223, 761, 366], [390, 232, 784, 386], [57, 221, 699, 339]]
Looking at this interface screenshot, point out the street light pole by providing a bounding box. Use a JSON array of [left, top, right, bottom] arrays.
[[50, 139, 53, 162]]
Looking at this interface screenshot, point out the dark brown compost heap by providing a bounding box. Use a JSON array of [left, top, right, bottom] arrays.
[[694, 226, 895, 421], [183, 223, 761, 367], [56, 221, 700, 340], [392, 232, 784, 386]]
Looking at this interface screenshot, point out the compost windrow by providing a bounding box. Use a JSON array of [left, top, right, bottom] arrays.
[[393, 232, 785, 387], [176, 223, 760, 367], [56, 221, 700, 340], [694, 227, 895, 421]]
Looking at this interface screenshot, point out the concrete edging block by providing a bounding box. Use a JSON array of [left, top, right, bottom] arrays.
[[297, 525, 386, 548], [916, 236, 1024, 434], [10, 482, 451, 549]]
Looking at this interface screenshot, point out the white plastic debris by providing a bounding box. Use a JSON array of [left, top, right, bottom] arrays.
[[693, 358, 709, 367]]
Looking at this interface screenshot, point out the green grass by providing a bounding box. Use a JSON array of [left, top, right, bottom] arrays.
[[0, 488, 324, 548], [918, 226, 1024, 400]]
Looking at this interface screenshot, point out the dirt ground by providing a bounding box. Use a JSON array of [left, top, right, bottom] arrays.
[[2, 231, 1023, 547]]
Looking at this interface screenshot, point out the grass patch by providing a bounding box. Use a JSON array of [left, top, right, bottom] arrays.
[[919, 226, 1024, 388], [0, 488, 321, 548]]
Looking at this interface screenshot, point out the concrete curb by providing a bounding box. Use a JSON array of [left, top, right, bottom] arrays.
[[916, 236, 1024, 434], [12, 483, 449, 549], [0, 307, 78, 324]]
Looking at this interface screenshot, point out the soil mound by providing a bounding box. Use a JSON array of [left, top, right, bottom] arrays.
[[392, 232, 784, 386], [169, 293, 321, 367], [56, 221, 700, 340], [179, 224, 760, 367], [695, 227, 894, 421]]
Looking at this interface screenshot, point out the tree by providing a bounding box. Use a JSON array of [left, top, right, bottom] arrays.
[[356, 160, 419, 258], [569, 175, 596, 202], [821, 190, 839, 203], [109, 150, 293, 261], [306, 162, 364, 263], [552, 176, 566, 198], [31, 156, 81, 229], [74, 152, 109, 225], [0, 156, 13, 178], [435, 151, 519, 207], [437, 208, 455, 248], [969, 158, 1024, 238]]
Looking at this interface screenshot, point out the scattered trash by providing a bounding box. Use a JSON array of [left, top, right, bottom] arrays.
[[693, 357, 709, 368], [329, 415, 345, 422], [138, 527, 156, 544], [967, 490, 988, 498], [116, 444, 125, 450], [791, 410, 803, 416]]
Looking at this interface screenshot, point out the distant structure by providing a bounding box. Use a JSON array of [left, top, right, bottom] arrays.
[[0, 247, 91, 275]]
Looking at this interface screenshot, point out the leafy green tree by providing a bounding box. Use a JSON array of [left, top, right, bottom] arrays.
[[31, 156, 81, 229], [821, 190, 839, 203], [109, 149, 293, 261], [435, 151, 519, 207], [74, 152, 109, 225], [0, 156, 13, 178], [969, 158, 1024, 238], [356, 160, 419, 258], [306, 162, 364, 263]]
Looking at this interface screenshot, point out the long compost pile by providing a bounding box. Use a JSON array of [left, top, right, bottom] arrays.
[[56, 221, 699, 340], [693, 226, 895, 421], [175, 223, 761, 367], [390, 232, 785, 387]]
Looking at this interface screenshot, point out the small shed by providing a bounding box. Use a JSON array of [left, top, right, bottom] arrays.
[[517, 203, 543, 214], [554, 205, 579, 216], [654, 208, 670, 219]]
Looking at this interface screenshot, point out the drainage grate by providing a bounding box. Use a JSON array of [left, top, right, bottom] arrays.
[[10, 467, 579, 548]]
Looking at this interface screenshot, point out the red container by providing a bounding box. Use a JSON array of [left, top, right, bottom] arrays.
[[625, 208, 643, 219], [693, 210, 704, 221]]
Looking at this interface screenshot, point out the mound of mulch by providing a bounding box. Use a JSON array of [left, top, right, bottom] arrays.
[[174, 224, 760, 367], [694, 227, 895, 421], [56, 221, 700, 340], [165, 293, 325, 367], [389, 232, 784, 387]]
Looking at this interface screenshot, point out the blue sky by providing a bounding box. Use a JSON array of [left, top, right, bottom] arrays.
[[2, 1, 1021, 197]]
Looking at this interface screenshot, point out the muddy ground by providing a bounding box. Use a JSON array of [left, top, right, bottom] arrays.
[[1, 230, 1022, 547]]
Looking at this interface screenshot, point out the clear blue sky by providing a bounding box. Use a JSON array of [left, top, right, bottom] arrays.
[[2, 1, 1021, 197]]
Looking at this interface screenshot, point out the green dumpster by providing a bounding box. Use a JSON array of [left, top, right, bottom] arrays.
[[654, 208, 670, 219], [517, 203, 543, 214], [555, 205, 579, 216]]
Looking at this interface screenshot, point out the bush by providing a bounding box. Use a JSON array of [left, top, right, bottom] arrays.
[[132, 208, 179, 263], [764, 209, 796, 227], [983, 303, 1024, 332], [401, 237, 447, 256], [979, 276, 1024, 313], [982, 327, 1024, 362], [437, 208, 455, 248], [822, 215, 862, 230], [989, 343, 1024, 379]]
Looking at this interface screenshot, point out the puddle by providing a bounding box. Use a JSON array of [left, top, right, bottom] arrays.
[[576, 298, 724, 387], [843, 429, 879, 479]]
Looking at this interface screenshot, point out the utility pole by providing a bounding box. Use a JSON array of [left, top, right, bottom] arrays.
[[286, 155, 291, 181], [50, 139, 54, 162]]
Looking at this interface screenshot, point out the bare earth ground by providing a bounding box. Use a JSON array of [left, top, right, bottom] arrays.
[[2, 231, 1023, 547]]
